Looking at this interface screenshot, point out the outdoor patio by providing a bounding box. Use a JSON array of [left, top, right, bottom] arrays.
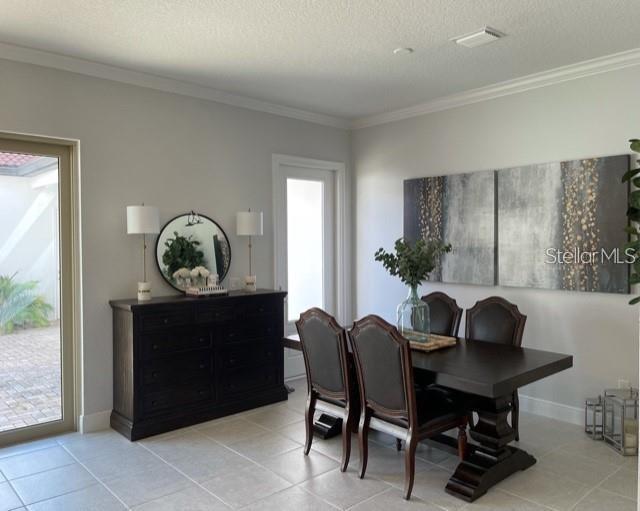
[[0, 323, 61, 432]]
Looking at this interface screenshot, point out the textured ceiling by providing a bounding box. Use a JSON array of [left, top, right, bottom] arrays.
[[1, 0, 639, 120]]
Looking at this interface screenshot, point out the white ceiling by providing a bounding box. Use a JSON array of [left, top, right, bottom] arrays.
[[1, 0, 639, 122]]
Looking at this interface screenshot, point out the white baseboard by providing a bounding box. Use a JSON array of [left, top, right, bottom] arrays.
[[79, 410, 111, 433], [519, 394, 583, 426]]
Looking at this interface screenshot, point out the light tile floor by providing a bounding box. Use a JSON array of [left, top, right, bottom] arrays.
[[0, 378, 637, 510]]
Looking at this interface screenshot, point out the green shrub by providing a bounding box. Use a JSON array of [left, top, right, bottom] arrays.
[[0, 274, 53, 334]]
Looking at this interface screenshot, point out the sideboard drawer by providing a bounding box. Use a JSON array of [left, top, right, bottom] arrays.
[[142, 330, 212, 359], [142, 384, 212, 415], [241, 297, 279, 318], [195, 303, 238, 324], [140, 309, 193, 331], [219, 365, 279, 399], [219, 342, 278, 370], [219, 320, 278, 344], [142, 352, 212, 386]]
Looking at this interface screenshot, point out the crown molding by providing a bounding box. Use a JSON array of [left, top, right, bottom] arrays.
[[351, 47, 640, 129], [0, 42, 350, 130]]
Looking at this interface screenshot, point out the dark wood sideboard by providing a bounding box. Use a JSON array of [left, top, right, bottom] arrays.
[[109, 289, 288, 440]]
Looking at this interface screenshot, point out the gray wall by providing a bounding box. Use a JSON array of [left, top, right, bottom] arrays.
[[353, 65, 640, 411], [0, 58, 350, 417]]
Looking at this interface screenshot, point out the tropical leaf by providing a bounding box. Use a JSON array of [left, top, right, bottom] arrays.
[[630, 139, 640, 153], [0, 274, 52, 333]]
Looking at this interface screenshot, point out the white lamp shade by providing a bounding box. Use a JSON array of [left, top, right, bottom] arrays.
[[236, 211, 263, 236], [127, 205, 160, 234]]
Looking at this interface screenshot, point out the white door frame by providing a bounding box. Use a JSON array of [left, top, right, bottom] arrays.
[[0, 132, 82, 444], [272, 154, 350, 325]]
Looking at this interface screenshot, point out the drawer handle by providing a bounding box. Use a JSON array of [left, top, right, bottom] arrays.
[[163, 318, 169, 324], [152, 371, 159, 378], [152, 344, 159, 350], [199, 363, 206, 369], [198, 390, 206, 396], [199, 337, 206, 344]]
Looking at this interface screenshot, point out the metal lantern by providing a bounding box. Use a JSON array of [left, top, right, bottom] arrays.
[[584, 396, 603, 440], [603, 388, 639, 456]]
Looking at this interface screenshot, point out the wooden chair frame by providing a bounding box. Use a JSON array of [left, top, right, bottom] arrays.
[[421, 291, 463, 337], [466, 296, 527, 440], [349, 315, 467, 500], [296, 308, 357, 472]]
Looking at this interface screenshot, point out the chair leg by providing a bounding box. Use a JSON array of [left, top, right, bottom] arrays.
[[357, 410, 370, 479], [340, 407, 351, 472], [403, 435, 417, 500], [304, 393, 316, 456], [512, 390, 520, 442], [395, 438, 402, 451], [457, 419, 468, 460]]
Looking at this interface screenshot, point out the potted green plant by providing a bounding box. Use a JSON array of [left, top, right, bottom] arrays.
[[162, 231, 205, 280], [375, 238, 451, 341], [622, 139, 640, 305]]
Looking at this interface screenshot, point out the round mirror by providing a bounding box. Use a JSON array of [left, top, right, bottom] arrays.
[[155, 212, 231, 292]]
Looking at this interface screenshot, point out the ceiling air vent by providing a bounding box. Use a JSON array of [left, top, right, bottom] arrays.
[[453, 27, 505, 48]]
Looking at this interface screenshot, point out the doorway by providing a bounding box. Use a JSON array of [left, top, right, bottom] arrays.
[[0, 137, 75, 445], [273, 154, 348, 379]]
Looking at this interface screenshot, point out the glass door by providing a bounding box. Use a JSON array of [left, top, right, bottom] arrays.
[[274, 162, 336, 379], [0, 138, 74, 445]]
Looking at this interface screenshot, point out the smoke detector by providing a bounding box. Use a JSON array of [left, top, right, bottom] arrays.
[[453, 27, 505, 48]]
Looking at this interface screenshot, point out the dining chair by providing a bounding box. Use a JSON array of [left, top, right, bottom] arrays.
[[296, 307, 357, 472], [349, 315, 468, 500], [466, 296, 527, 440], [421, 291, 463, 337]]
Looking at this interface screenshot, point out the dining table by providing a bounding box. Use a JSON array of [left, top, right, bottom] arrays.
[[282, 333, 573, 502]]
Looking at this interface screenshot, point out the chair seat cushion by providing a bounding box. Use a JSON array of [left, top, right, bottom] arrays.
[[373, 387, 465, 432]]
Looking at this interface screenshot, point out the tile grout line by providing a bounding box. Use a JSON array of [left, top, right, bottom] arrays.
[[590, 464, 637, 500], [5, 477, 26, 510], [136, 441, 237, 509], [180, 419, 395, 510], [59, 443, 131, 510], [568, 463, 630, 510]]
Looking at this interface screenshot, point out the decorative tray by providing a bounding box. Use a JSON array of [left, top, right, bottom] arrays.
[[407, 332, 457, 352]]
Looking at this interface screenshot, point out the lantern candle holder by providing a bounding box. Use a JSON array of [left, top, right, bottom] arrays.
[[603, 388, 639, 456], [584, 396, 603, 440]]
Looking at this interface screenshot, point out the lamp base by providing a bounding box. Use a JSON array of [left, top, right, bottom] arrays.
[[244, 275, 257, 292], [137, 281, 152, 301]]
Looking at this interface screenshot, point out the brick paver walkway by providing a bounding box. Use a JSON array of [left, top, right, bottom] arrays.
[[0, 323, 61, 432]]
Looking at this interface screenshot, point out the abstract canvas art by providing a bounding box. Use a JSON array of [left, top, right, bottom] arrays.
[[498, 155, 629, 293], [404, 170, 495, 285], [403, 154, 629, 294]]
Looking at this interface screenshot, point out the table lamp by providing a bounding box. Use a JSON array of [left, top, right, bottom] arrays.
[[127, 205, 160, 301], [236, 210, 263, 292]]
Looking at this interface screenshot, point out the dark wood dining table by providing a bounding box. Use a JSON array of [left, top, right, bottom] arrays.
[[283, 333, 573, 502]]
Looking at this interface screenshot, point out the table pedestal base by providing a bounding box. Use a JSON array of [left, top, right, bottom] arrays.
[[445, 396, 536, 502], [313, 414, 343, 439]]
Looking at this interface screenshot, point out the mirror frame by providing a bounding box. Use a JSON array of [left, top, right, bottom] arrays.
[[154, 212, 232, 292]]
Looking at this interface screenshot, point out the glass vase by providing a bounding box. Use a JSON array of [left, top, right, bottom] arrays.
[[396, 285, 430, 342]]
